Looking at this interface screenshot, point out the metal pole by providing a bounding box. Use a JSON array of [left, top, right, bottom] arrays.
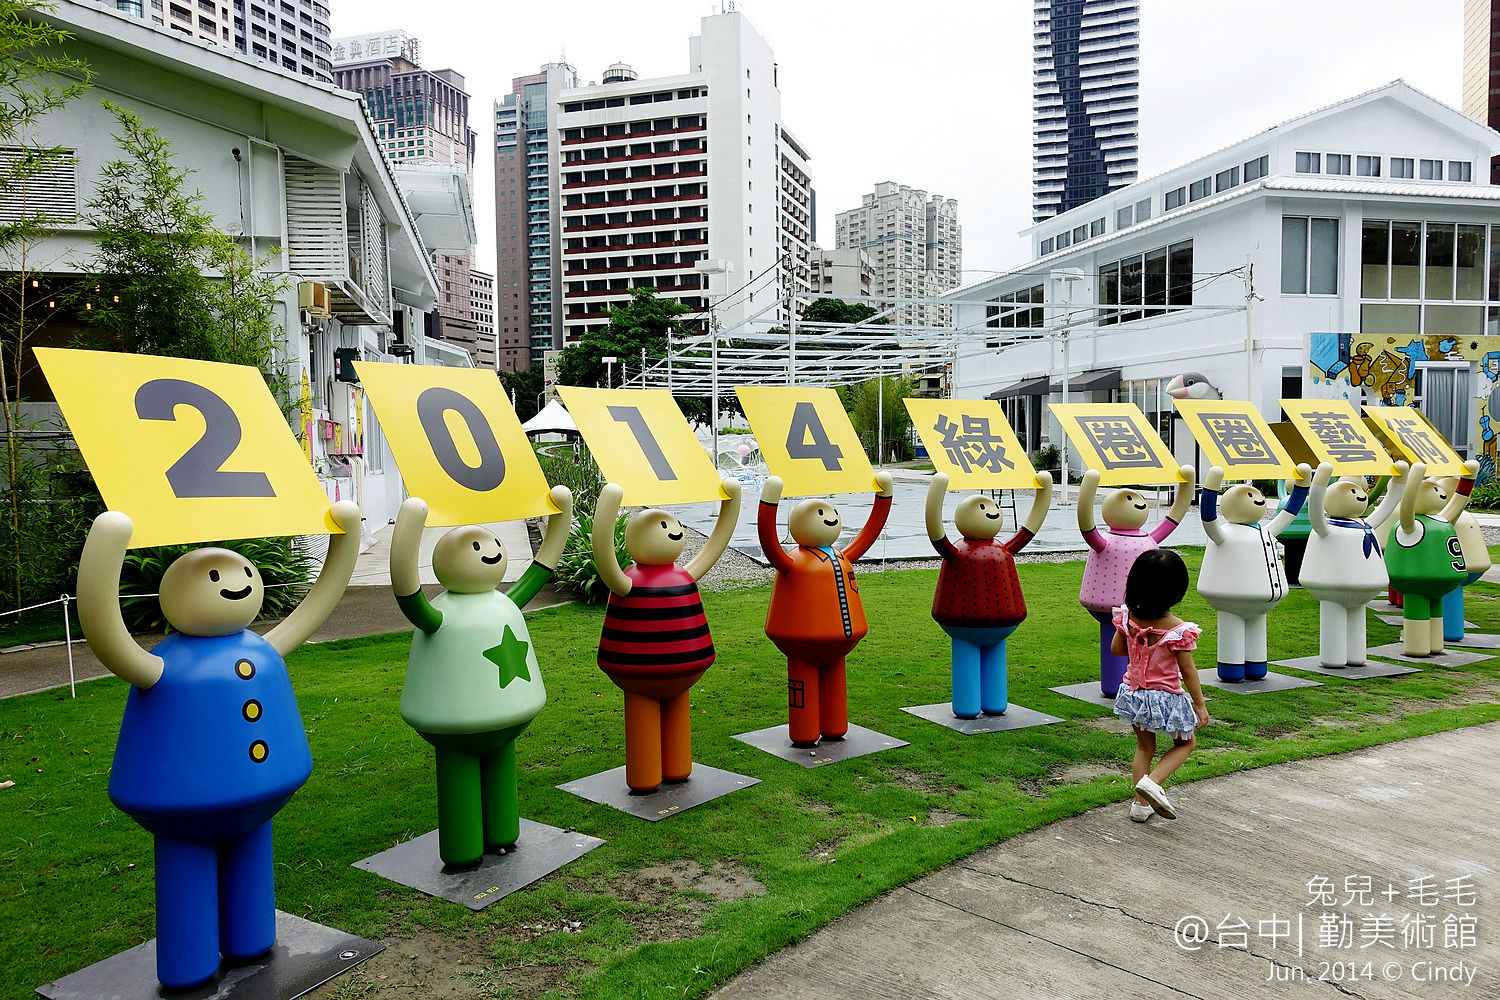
[[1060, 327, 1070, 505], [667, 330, 673, 392], [876, 365, 884, 467], [62, 593, 75, 698], [1244, 256, 1255, 402], [787, 256, 797, 384], [710, 305, 719, 469]]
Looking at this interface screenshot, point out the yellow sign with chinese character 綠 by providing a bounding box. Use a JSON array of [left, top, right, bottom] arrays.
[[1363, 405, 1465, 476], [34, 348, 338, 548], [1278, 399, 1395, 476], [356, 361, 557, 526], [1173, 398, 1298, 479], [1048, 402, 1182, 486], [905, 398, 1037, 490], [736, 386, 876, 497], [559, 387, 726, 506]]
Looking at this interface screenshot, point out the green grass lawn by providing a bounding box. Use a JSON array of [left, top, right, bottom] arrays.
[[4, 551, 1500, 999]]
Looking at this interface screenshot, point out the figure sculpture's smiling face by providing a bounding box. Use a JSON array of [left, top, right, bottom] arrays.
[[789, 498, 842, 547], [1220, 484, 1268, 525], [627, 508, 686, 565], [1415, 480, 1449, 517], [1325, 480, 1369, 519], [1101, 488, 1149, 531], [159, 547, 264, 636], [953, 494, 1004, 541], [433, 526, 507, 593]]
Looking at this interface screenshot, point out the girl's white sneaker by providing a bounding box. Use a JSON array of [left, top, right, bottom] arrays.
[[1129, 801, 1154, 823], [1135, 776, 1177, 819]]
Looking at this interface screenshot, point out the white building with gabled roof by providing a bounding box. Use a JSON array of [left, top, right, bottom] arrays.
[[950, 80, 1500, 483]]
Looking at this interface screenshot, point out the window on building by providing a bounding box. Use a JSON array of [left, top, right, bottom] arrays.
[[1072, 224, 1088, 242], [1090, 218, 1105, 238], [1164, 187, 1185, 210], [1326, 154, 1352, 175], [1281, 216, 1339, 295], [1295, 151, 1320, 173], [1391, 157, 1415, 179], [1215, 166, 1239, 192], [1243, 155, 1269, 182], [1040, 237, 1055, 255], [1188, 177, 1211, 201], [1420, 159, 1443, 180], [1356, 154, 1381, 177], [1097, 240, 1194, 325], [1056, 230, 1071, 249], [1135, 198, 1151, 222], [1116, 205, 1133, 230], [1450, 160, 1473, 182]]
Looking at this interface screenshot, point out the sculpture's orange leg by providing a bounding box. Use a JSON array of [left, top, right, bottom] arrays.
[[788, 658, 820, 747], [623, 691, 662, 792], [820, 659, 848, 740], [660, 690, 693, 782]]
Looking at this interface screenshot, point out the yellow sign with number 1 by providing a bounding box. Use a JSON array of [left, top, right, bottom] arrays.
[[356, 361, 558, 526], [735, 386, 875, 497], [559, 387, 726, 506], [35, 348, 337, 548]]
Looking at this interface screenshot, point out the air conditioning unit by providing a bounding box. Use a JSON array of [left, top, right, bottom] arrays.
[[390, 306, 415, 357], [298, 280, 331, 318]]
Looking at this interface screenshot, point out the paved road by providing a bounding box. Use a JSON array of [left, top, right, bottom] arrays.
[[711, 723, 1500, 999]]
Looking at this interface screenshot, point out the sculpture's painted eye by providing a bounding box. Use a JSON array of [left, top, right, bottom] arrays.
[[472, 541, 480, 551], [244, 566, 252, 577], [209, 569, 220, 582], [661, 520, 668, 529]]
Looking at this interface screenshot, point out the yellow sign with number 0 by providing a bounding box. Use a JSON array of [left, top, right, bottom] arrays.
[[35, 348, 337, 548], [356, 361, 558, 526], [735, 386, 875, 497], [559, 387, 726, 506]]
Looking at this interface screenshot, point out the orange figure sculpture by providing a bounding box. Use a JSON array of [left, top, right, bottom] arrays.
[[758, 471, 894, 747], [592, 478, 741, 792]]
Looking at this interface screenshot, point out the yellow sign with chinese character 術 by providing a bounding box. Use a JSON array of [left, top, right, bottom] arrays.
[[1362, 405, 1466, 476], [1278, 399, 1395, 476], [904, 398, 1038, 490], [34, 348, 337, 548], [1048, 402, 1182, 486], [1173, 398, 1298, 479], [736, 386, 876, 497], [559, 387, 726, 507], [356, 361, 558, 526]]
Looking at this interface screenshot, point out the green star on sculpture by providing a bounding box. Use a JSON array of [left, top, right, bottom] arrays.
[[484, 625, 531, 688]]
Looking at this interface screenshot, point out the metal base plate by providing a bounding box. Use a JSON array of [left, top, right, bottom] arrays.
[[1375, 614, 1475, 629], [35, 911, 382, 1000], [556, 764, 759, 821], [731, 722, 909, 768], [1270, 655, 1422, 679], [1447, 631, 1500, 650], [900, 702, 1064, 734], [351, 819, 604, 910], [1364, 642, 1495, 667], [1048, 681, 1125, 707], [1198, 671, 1323, 694], [1367, 599, 1402, 612]]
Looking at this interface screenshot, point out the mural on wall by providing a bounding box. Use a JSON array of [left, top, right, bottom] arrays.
[[1308, 332, 1500, 481]]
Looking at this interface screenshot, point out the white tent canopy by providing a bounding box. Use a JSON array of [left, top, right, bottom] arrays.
[[522, 398, 578, 435]]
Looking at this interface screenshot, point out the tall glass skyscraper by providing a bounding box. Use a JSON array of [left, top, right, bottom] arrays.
[[1032, 0, 1139, 222]]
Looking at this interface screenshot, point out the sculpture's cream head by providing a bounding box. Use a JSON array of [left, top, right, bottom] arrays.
[[627, 508, 685, 565], [433, 525, 507, 593], [953, 494, 1004, 541], [1101, 488, 1150, 531], [789, 498, 842, 547], [1415, 479, 1450, 516], [1220, 484, 1269, 525], [159, 547, 264, 636], [1324, 477, 1370, 519]]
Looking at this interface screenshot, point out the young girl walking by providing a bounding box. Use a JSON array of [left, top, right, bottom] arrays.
[[1110, 549, 1209, 821]]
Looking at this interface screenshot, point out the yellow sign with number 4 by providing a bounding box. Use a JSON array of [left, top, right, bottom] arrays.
[[735, 386, 875, 497], [35, 348, 337, 548]]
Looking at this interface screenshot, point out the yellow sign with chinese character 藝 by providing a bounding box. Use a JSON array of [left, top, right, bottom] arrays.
[[904, 398, 1038, 490], [1362, 405, 1466, 476], [735, 386, 877, 497], [35, 348, 338, 548], [356, 361, 557, 526], [1172, 398, 1298, 479], [1048, 402, 1183, 486], [1278, 399, 1395, 476], [559, 387, 726, 506]]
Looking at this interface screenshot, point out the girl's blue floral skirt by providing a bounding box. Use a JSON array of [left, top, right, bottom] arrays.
[[1113, 684, 1197, 740]]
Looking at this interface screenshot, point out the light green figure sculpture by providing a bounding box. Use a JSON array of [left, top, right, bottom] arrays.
[[391, 486, 573, 867]]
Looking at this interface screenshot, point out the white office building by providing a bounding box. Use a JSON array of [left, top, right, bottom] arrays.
[[952, 81, 1500, 480], [834, 181, 961, 326]]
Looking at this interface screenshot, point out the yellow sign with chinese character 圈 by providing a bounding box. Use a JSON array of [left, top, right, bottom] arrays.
[[1048, 402, 1183, 486], [1278, 399, 1396, 476], [904, 398, 1038, 490], [558, 387, 727, 506], [356, 361, 558, 526], [735, 386, 876, 497], [1172, 398, 1298, 479], [1363, 405, 1466, 476], [34, 348, 338, 548]]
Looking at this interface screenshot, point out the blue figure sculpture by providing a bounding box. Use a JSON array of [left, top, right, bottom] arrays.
[[77, 504, 362, 989]]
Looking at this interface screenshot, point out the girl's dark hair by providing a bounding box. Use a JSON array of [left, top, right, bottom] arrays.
[[1126, 549, 1189, 620]]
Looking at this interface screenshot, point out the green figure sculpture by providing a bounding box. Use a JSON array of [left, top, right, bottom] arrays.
[[391, 486, 573, 867]]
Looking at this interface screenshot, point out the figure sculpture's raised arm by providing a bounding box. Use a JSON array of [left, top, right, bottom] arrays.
[[1152, 465, 1197, 542], [756, 476, 796, 572], [1309, 463, 1335, 539], [391, 497, 440, 635], [1268, 464, 1313, 537], [685, 479, 742, 582], [1200, 466, 1228, 545], [1367, 461, 1410, 530], [78, 511, 165, 690], [509, 485, 574, 607], [1077, 469, 1104, 546], [844, 470, 894, 564], [1011, 471, 1053, 550], [925, 472, 950, 544], [593, 483, 633, 597], [265, 500, 361, 656], [1441, 460, 1481, 524], [1399, 462, 1430, 535]]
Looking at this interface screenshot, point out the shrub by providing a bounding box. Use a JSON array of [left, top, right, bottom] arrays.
[[536, 449, 608, 516], [554, 512, 628, 606], [1470, 482, 1500, 512], [119, 535, 314, 633]]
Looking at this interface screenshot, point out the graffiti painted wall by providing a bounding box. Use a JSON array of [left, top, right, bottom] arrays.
[[1308, 331, 1500, 481]]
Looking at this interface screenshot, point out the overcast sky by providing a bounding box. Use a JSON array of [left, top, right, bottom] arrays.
[[331, 0, 1467, 281]]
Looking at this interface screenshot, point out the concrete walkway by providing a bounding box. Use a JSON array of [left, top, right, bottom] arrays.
[[712, 723, 1500, 999]]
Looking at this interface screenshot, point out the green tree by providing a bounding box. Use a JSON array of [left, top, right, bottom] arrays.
[[847, 373, 917, 462], [498, 365, 543, 422], [801, 297, 888, 326], [556, 287, 690, 388]]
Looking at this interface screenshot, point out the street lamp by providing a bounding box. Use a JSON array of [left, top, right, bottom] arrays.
[[602, 355, 617, 389], [1051, 267, 1085, 505], [694, 258, 733, 467]]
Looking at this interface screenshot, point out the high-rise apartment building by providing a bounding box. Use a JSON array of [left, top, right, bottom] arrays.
[[1032, 0, 1139, 222], [1463, 0, 1500, 183], [833, 182, 961, 326], [335, 32, 489, 366], [98, 0, 333, 80], [551, 11, 812, 343], [494, 61, 579, 370]]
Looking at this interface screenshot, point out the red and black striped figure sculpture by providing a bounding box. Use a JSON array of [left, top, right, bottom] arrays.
[[757, 471, 894, 747], [592, 480, 741, 792]]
